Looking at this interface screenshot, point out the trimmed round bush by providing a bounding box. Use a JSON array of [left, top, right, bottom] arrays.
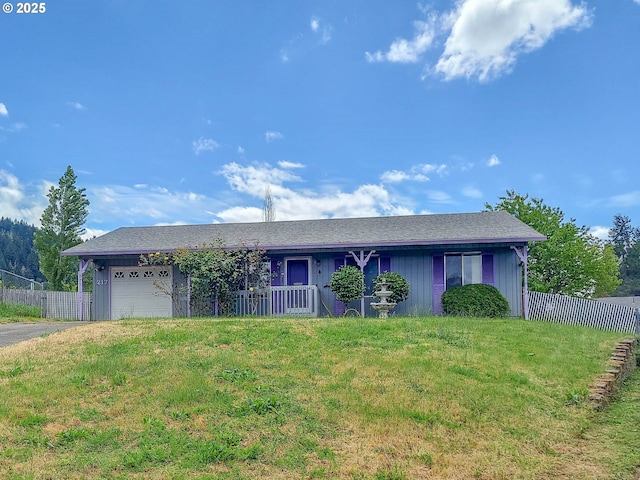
[[329, 265, 365, 306], [373, 272, 410, 304], [441, 284, 510, 318]]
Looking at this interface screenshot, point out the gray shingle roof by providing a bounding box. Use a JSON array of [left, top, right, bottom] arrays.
[[62, 211, 546, 257]]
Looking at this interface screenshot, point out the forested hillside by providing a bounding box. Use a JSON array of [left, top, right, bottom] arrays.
[[0, 217, 44, 282]]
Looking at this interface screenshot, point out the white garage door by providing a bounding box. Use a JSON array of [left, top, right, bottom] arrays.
[[110, 266, 173, 320]]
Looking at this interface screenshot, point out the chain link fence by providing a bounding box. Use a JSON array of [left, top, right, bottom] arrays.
[[1, 269, 92, 320], [0, 269, 45, 313]]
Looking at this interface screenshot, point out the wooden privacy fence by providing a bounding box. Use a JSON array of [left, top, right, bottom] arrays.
[[529, 291, 640, 334], [1, 288, 92, 320], [1, 288, 43, 308], [43, 291, 92, 320]]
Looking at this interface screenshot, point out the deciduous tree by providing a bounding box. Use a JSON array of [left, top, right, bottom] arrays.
[[140, 240, 268, 316], [486, 190, 620, 298], [262, 185, 276, 222]]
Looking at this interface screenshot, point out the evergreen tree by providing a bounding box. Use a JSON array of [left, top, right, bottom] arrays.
[[608, 214, 640, 261], [609, 214, 640, 296], [0, 217, 44, 281], [34, 166, 89, 291]]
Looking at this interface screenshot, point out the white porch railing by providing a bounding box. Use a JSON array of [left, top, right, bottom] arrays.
[[235, 285, 319, 317]]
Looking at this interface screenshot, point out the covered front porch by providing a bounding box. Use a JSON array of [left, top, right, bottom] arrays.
[[235, 285, 320, 317]]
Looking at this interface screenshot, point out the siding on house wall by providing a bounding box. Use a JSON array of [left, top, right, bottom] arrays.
[[92, 257, 181, 321], [383, 250, 433, 316], [93, 264, 110, 320], [381, 247, 522, 317], [87, 243, 525, 320], [491, 248, 522, 316]]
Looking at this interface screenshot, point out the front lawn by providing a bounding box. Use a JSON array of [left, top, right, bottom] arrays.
[[0, 316, 637, 479]]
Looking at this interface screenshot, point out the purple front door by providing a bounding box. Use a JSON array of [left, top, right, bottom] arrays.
[[286, 259, 310, 312], [287, 259, 309, 286]]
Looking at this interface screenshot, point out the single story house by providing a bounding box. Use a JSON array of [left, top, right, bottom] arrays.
[[61, 211, 545, 320]]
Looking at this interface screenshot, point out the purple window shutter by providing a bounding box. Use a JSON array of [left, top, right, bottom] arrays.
[[482, 254, 494, 286], [333, 258, 346, 316], [432, 256, 445, 314], [380, 256, 391, 273]]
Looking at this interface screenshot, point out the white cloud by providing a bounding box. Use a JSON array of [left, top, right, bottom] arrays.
[[487, 154, 501, 167], [82, 228, 109, 241], [278, 160, 304, 169], [67, 101, 86, 111], [237, 146, 245, 155], [0, 103, 8, 116], [380, 163, 447, 183], [220, 162, 302, 195], [0, 170, 48, 226], [367, 1, 591, 81], [422, 163, 448, 175], [462, 186, 483, 198], [310, 16, 332, 44], [366, 17, 437, 63], [281, 17, 331, 64], [589, 226, 610, 241], [610, 190, 640, 207], [0, 122, 27, 133], [215, 162, 414, 222], [89, 184, 221, 226], [381, 170, 413, 183], [265, 131, 283, 142], [192, 137, 220, 155], [426, 190, 452, 203], [435, 0, 592, 81]]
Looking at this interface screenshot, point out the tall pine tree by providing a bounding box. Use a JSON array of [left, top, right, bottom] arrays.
[[609, 214, 640, 296], [34, 166, 89, 291]]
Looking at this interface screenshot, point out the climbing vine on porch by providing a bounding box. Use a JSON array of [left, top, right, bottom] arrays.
[[139, 239, 268, 316]]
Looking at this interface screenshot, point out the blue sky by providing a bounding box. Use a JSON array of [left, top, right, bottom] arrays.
[[1, 0, 639, 240]]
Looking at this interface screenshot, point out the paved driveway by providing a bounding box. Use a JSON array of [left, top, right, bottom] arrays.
[[0, 322, 88, 348]]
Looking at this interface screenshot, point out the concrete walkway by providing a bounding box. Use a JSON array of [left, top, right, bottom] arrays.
[[0, 322, 88, 348]]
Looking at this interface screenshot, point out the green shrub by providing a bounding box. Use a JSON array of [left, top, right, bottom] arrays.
[[373, 272, 410, 304], [441, 284, 510, 318], [329, 265, 365, 307]]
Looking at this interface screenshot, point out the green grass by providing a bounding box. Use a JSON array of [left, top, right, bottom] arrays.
[[0, 316, 638, 479], [0, 302, 41, 322]]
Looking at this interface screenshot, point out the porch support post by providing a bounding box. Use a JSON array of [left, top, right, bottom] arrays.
[[511, 245, 529, 320], [77, 259, 91, 321], [348, 250, 376, 317]]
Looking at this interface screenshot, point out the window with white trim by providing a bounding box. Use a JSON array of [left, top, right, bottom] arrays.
[[445, 253, 482, 290]]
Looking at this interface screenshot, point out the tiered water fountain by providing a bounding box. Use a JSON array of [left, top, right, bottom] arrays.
[[371, 278, 397, 318]]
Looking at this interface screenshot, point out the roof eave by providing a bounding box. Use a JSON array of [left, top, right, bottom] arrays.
[[61, 236, 545, 257]]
